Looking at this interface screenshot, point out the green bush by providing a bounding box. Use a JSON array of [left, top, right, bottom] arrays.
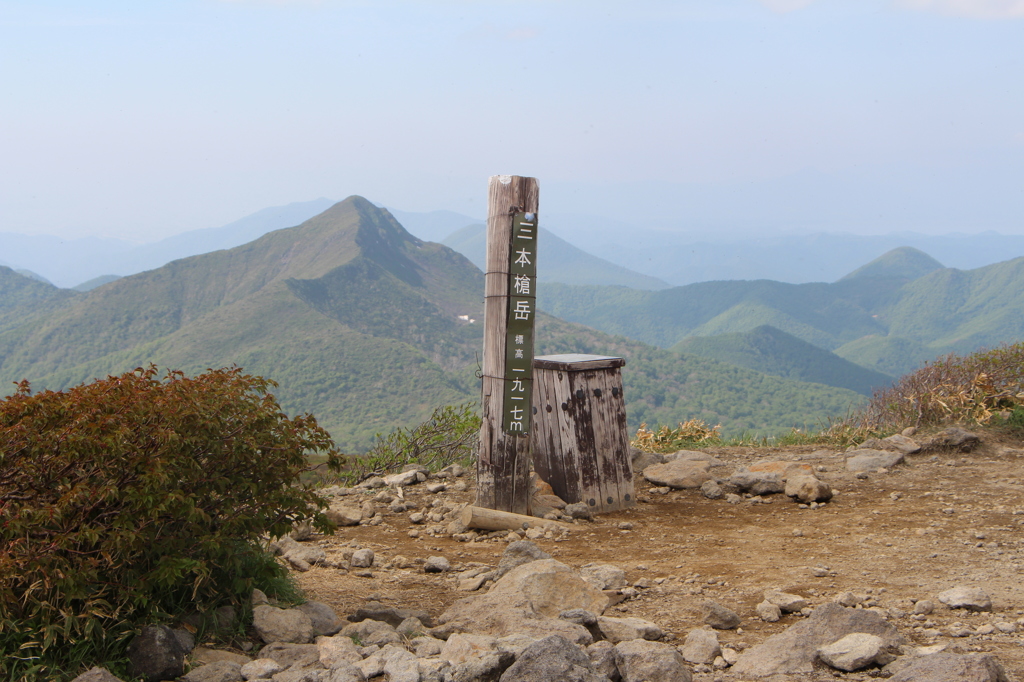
[[0, 366, 343, 681], [338, 403, 480, 485]]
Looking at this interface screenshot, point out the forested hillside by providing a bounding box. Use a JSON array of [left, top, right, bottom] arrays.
[[538, 247, 1024, 378], [673, 325, 894, 396], [0, 198, 864, 448]]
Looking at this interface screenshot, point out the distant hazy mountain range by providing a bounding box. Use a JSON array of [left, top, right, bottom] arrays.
[[0, 199, 865, 449], [3, 198, 1023, 290], [539, 246, 1024, 379]]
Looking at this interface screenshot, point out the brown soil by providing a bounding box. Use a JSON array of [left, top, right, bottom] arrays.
[[294, 426, 1024, 679]]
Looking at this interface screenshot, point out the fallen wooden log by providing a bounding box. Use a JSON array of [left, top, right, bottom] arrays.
[[461, 505, 570, 532]]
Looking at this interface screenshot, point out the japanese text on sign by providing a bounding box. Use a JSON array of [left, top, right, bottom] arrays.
[[502, 211, 537, 434]]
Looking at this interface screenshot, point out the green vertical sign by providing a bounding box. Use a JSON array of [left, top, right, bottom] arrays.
[[502, 211, 537, 434]]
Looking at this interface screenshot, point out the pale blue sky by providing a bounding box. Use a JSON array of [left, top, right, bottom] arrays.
[[2, 0, 1022, 241]]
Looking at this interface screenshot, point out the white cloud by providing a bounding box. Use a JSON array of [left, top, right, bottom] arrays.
[[898, 0, 1024, 19], [755, 0, 818, 13]]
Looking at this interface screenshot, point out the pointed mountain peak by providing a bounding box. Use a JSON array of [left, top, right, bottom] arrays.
[[839, 246, 944, 282]]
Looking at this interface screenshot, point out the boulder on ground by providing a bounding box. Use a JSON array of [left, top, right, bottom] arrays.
[[257, 643, 320, 670], [731, 603, 906, 676], [700, 601, 740, 629], [495, 540, 553, 580], [347, 601, 434, 628], [749, 460, 813, 480], [614, 639, 691, 682], [763, 590, 808, 613], [845, 449, 904, 472], [587, 641, 620, 681], [784, 475, 833, 503], [729, 469, 784, 495], [580, 563, 627, 590], [756, 600, 782, 622], [296, 601, 344, 636], [643, 459, 712, 489], [316, 634, 362, 668], [596, 616, 663, 643], [630, 449, 666, 475], [252, 605, 315, 644], [437, 559, 608, 645], [498, 634, 605, 682], [937, 586, 992, 611], [817, 632, 896, 671], [889, 652, 1009, 682], [340, 618, 403, 646], [127, 624, 188, 682], [179, 661, 243, 682], [922, 427, 980, 452], [681, 627, 721, 665]]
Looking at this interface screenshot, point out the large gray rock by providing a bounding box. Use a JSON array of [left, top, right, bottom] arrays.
[[127, 624, 188, 682], [889, 652, 1009, 681], [630, 449, 665, 475], [350, 549, 374, 568], [846, 449, 904, 472], [763, 590, 808, 613], [922, 427, 980, 452], [325, 504, 362, 527], [252, 605, 315, 644], [317, 634, 363, 667], [937, 586, 992, 611], [587, 641, 620, 682], [179, 661, 243, 682], [784, 475, 833, 503], [643, 459, 712, 489], [257, 643, 321, 669], [817, 633, 896, 671], [440, 633, 499, 664], [614, 639, 691, 682], [596, 616, 663, 643], [340, 618, 403, 646], [494, 541, 553, 580], [881, 433, 922, 453], [446, 652, 513, 682], [70, 668, 125, 682], [324, 662, 366, 682], [382, 648, 420, 682], [297, 601, 344, 636], [729, 469, 784, 495], [680, 628, 720, 665], [239, 658, 285, 680], [499, 635, 605, 682], [437, 559, 607, 644], [700, 600, 740, 629], [580, 563, 627, 590], [348, 601, 434, 628], [731, 603, 906, 676]]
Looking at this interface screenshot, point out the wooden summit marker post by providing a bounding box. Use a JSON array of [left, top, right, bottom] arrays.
[[476, 175, 538, 514]]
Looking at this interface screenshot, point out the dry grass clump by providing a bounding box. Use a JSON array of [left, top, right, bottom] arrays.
[[849, 342, 1024, 432], [632, 418, 722, 453]]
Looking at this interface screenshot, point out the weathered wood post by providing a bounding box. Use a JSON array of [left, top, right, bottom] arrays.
[[476, 175, 539, 514], [531, 354, 635, 513]]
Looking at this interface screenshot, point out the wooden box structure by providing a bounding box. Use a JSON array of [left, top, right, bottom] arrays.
[[530, 354, 635, 513]]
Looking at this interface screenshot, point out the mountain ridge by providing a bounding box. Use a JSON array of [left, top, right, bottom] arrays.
[[0, 198, 864, 448]]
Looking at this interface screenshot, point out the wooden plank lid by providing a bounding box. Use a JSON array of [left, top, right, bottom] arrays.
[[533, 354, 626, 371]]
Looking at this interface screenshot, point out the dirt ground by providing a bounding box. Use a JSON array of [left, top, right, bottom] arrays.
[[293, 426, 1024, 679]]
